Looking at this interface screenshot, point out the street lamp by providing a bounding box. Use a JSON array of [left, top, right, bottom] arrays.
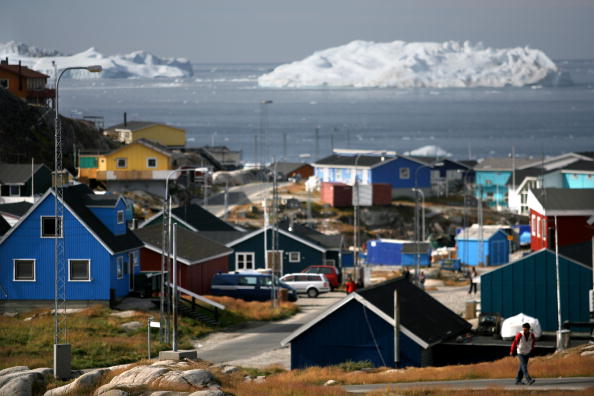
[[53, 64, 102, 379], [260, 100, 273, 166]]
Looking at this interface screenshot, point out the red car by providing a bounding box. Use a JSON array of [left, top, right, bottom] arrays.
[[301, 265, 341, 290]]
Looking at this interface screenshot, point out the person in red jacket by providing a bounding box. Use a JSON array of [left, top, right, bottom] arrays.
[[345, 276, 356, 294], [510, 322, 536, 385]]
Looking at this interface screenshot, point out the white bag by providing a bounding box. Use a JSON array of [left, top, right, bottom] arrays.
[[500, 313, 542, 340]]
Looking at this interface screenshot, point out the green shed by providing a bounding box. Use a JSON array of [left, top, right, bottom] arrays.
[[480, 249, 592, 332]]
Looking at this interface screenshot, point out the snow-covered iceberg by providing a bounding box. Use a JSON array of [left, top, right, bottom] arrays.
[[0, 41, 193, 78], [258, 40, 570, 88]]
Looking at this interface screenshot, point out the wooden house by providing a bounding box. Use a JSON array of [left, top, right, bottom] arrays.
[[282, 277, 471, 369], [0, 58, 54, 106], [0, 202, 33, 226], [0, 185, 143, 311], [134, 224, 232, 295], [139, 203, 238, 232], [527, 188, 594, 251], [271, 162, 314, 181], [0, 163, 52, 204], [103, 119, 186, 147]]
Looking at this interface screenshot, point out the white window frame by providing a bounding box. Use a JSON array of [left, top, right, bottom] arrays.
[[117, 256, 124, 279], [531, 215, 536, 236], [536, 216, 541, 238], [146, 157, 157, 168], [288, 251, 300, 263], [116, 158, 127, 169], [41, 216, 63, 238], [9, 185, 20, 196], [68, 259, 91, 282], [13, 259, 36, 282], [399, 167, 410, 180], [324, 259, 336, 266], [117, 210, 124, 224], [542, 219, 547, 242], [235, 252, 255, 271]]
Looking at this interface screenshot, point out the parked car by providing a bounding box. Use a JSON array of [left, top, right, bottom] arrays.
[[211, 272, 298, 302], [301, 265, 341, 290], [279, 273, 330, 298]]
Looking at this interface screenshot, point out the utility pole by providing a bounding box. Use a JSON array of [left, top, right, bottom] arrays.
[[478, 188, 484, 266], [315, 127, 320, 160]]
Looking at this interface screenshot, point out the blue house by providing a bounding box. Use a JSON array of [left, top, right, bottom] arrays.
[[543, 160, 594, 189], [313, 153, 433, 198], [481, 249, 592, 331], [139, 203, 238, 232], [366, 239, 431, 267], [0, 184, 143, 310], [456, 225, 510, 266], [282, 277, 471, 369]]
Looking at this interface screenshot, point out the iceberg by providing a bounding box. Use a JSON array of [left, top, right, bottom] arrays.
[[405, 145, 452, 158], [258, 40, 570, 88], [0, 41, 193, 79]]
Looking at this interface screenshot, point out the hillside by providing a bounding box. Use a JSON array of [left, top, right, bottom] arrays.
[[0, 89, 118, 171]]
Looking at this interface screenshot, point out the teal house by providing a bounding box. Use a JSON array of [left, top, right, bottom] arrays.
[[543, 160, 594, 189]]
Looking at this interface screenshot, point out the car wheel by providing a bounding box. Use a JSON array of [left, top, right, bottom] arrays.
[[307, 288, 319, 298]]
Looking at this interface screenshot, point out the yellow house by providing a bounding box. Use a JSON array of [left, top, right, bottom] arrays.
[[79, 139, 173, 181], [103, 121, 186, 147]]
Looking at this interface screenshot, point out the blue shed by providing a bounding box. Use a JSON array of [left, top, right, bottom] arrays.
[[0, 185, 143, 309], [366, 239, 406, 266], [456, 225, 510, 266], [282, 277, 471, 369], [481, 249, 593, 332]]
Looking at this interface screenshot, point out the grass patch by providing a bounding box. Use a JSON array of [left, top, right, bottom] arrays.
[[337, 360, 374, 371]]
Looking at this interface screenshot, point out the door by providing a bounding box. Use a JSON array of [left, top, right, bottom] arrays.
[[129, 252, 135, 291]]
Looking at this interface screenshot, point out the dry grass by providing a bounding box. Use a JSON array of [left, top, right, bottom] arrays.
[[201, 295, 299, 321]]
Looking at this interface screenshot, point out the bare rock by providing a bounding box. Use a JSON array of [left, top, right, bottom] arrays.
[[2, 312, 18, 317], [31, 368, 53, 378], [111, 310, 140, 318], [99, 390, 130, 396], [1, 371, 44, 396], [189, 390, 226, 396], [253, 375, 266, 383], [109, 366, 170, 387], [121, 321, 142, 331], [0, 366, 29, 377], [220, 366, 237, 374], [157, 369, 216, 389], [94, 384, 133, 396], [581, 350, 594, 357], [44, 369, 109, 396], [324, 379, 337, 386]]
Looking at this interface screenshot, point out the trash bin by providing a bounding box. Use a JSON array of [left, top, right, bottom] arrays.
[[465, 300, 478, 319], [557, 329, 571, 349]]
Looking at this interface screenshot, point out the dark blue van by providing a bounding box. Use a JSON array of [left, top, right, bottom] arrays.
[[211, 272, 298, 302]]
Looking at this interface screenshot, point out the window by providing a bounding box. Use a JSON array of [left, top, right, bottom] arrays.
[[116, 158, 127, 168], [14, 259, 35, 281], [542, 219, 547, 242], [146, 158, 157, 168], [41, 216, 62, 238], [117, 210, 124, 224], [9, 185, 20, 196], [69, 259, 90, 281], [324, 259, 336, 266], [117, 257, 123, 279], [288, 252, 300, 263], [399, 167, 410, 179], [238, 275, 258, 286], [531, 215, 536, 236], [536, 217, 541, 238], [0, 79, 8, 89], [236, 252, 254, 270]]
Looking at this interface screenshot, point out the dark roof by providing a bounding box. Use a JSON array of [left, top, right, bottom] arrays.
[[507, 167, 544, 187], [474, 157, 538, 171], [314, 154, 393, 168], [576, 151, 594, 160], [62, 184, 143, 253], [272, 162, 312, 176], [171, 204, 237, 232], [277, 220, 342, 250], [134, 224, 232, 264], [458, 160, 478, 168], [105, 121, 158, 131], [0, 163, 48, 184], [0, 64, 49, 78], [561, 159, 594, 172], [197, 230, 247, 245], [407, 156, 438, 165], [401, 242, 431, 254], [532, 188, 594, 211], [0, 215, 10, 236], [357, 277, 471, 345], [84, 193, 120, 207], [0, 201, 33, 217]]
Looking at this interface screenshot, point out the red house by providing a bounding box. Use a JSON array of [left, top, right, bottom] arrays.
[[134, 224, 233, 295], [0, 58, 55, 106], [527, 188, 594, 251]]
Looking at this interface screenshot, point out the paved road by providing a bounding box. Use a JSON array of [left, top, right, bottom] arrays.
[[194, 292, 344, 365], [343, 377, 594, 393]]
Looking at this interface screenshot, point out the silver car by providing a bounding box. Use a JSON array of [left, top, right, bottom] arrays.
[[279, 273, 330, 298]]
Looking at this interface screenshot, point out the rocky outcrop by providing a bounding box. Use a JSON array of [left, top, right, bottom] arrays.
[[0, 366, 47, 396]]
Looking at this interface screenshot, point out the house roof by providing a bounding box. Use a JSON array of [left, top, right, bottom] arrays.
[[530, 188, 594, 215], [481, 248, 592, 274], [134, 224, 233, 265], [455, 224, 509, 241], [282, 277, 470, 348], [0, 201, 33, 217], [105, 138, 172, 158], [226, 226, 327, 252], [84, 193, 121, 207], [314, 154, 394, 168], [458, 160, 478, 168], [197, 230, 248, 245], [277, 220, 342, 250], [140, 204, 237, 232], [0, 163, 48, 185], [0, 64, 49, 79], [560, 159, 594, 172], [507, 167, 544, 187], [474, 157, 538, 171], [272, 162, 312, 176], [0, 215, 10, 236], [401, 242, 431, 254], [106, 121, 159, 132]]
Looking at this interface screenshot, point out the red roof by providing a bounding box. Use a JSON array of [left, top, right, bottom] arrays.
[[0, 64, 49, 79]]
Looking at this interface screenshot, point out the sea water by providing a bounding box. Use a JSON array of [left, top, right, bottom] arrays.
[[59, 60, 594, 163]]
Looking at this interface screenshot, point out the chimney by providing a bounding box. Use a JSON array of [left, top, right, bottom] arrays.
[[1, 57, 7, 65], [18, 61, 22, 91], [124, 112, 127, 127]]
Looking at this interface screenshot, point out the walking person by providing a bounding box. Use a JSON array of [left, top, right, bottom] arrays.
[[510, 323, 536, 385], [468, 267, 478, 294]]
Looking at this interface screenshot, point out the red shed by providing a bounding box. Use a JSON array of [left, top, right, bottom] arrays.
[[372, 183, 392, 205], [321, 182, 352, 207], [135, 224, 233, 295], [527, 188, 594, 251]]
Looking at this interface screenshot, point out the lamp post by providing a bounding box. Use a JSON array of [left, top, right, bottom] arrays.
[[160, 167, 208, 343], [53, 64, 102, 379], [260, 100, 273, 166], [412, 162, 435, 286]]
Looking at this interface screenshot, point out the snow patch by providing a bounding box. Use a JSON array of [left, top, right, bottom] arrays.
[[0, 41, 193, 79], [258, 40, 571, 88]]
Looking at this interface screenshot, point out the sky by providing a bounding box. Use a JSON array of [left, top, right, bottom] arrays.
[[2, 0, 593, 63]]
